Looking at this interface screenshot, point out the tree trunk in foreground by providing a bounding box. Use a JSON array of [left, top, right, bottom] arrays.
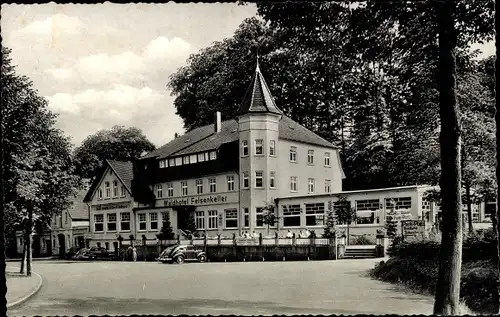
[[26, 204, 33, 277], [433, 1, 463, 315], [20, 235, 26, 274], [493, 12, 500, 314]]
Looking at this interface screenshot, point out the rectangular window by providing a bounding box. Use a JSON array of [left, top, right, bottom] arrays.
[[269, 172, 276, 188], [255, 171, 263, 188], [308, 150, 314, 164], [197, 153, 205, 162], [169, 158, 175, 167], [227, 175, 235, 191], [105, 182, 110, 198], [167, 183, 173, 197], [324, 152, 331, 166], [255, 139, 264, 155], [209, 177, 216, 193], [107, 213, 117, 231], [98, 189, 103, 200], [209, 151, 217, 160], [181, 181, 188, 196], [290, 176, 298, 192], [208, 210, 218, 229], [113, 181, 118, 197], [225, 209, 238, 228], [120, 186, 126, 197], [269, 140, 276, 156], [205, 152, 210, 161], [120, 212, 130, 231], [243, 172, 249, 189], [150, 213, 158, 230], [306, 203, 325, 226], [283, 205, 301, 227], [183, 156, 190, 165], [94, 214, 104, 232], [242, 140, 249, 156], [256, 207, 264, 227], [138, 213, 147, 231], [65, 212, 68, 224], [156, 184, 163, 198], [356, 199, 382, 224], [290, 146, 297, 162], [196, 179, 204, 194], [308, 178, 315, 193], [385, 197, 412, 210], [195, 211, 205, 229], [159, 160, 166, 168], [244, 208, 249, 227], [189, 154, 197, 164], [175, 157, 182, 166], [325, 180, 331, 193]]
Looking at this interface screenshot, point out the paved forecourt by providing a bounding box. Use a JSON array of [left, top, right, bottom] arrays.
[[8, 259, 434, 316]]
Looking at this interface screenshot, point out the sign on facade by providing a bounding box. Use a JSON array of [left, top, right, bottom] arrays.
[[163, 195, 229, 207], [93, 202, 130, 211], [402, 220, 425, 237]]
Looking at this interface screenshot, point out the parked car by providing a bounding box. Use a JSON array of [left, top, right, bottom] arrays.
[[157, 245, 207, 264], [72, 247, 119, 261]]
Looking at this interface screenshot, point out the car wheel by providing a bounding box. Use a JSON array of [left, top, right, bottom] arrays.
[[198, 255, 207, 263], [175, 256, 185, 264]]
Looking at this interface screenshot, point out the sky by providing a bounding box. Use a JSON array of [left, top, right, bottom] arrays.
[[1, 3, 495, 149], [1, 2, 258, 147]]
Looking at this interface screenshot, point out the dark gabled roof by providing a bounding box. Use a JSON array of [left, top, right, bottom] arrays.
[[237, 61, 283, 116], [108, 160, 134, 193], [68, 189, 89, 220], [83, 160, 133, 202], [142, 115, 337, 160]]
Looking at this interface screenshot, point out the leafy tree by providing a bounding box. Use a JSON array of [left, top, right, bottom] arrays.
[[157, 213, 175, 240], [323, 201, 337, 239], [185, 211, 198, 237], [2, 47, 79, 276], [262, 202, 278, 236], [334, 196, 356, 245], [74, 125, 155, 180]]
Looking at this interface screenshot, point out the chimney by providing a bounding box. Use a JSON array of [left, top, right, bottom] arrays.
[[214, 111, 221, 133]]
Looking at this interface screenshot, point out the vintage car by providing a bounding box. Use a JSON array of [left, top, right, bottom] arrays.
[[72, 247, 119, 260], [157, 244, 207, 264]]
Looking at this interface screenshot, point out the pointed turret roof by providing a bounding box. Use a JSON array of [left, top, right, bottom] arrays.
[[237, 57, 283, 116]]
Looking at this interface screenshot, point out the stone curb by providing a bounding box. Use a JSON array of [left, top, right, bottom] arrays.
[[6, 267, 43, 310]]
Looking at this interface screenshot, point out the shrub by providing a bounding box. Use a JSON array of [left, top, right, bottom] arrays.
[[352, 235, 374, 245]]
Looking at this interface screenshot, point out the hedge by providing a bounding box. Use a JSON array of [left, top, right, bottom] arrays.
[[371, 229, 500, 315]]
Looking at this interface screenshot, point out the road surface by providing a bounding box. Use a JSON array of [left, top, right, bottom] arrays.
[[8, 259, 434, 315]]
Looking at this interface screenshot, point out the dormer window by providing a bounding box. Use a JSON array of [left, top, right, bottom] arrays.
[[175, 157, 182, 166], [190, 154, 197, 164], [183, 156, 190, 165], [168, 158, 175, 167], [209, 151, 217, 160], [159, 160, 166, 168], [198, 153, 205, 162]]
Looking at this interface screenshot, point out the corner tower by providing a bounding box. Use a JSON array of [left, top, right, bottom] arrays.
[[237, 58, 283, 234]]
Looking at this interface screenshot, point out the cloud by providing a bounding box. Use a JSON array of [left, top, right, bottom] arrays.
[[46, 36, 192, 86], [46, 84, 163, 120], [19, 13, 84, 35]]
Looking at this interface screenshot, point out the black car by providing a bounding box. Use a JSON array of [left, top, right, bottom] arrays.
[[73, 247, 118, 260], [157, 245, 207, 264]]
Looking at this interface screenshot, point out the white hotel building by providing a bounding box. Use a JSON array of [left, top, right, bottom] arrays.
[[83, 62, 486, 250]]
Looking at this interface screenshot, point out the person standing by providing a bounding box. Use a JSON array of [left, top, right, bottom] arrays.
[[132, 246, 137, 262]]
